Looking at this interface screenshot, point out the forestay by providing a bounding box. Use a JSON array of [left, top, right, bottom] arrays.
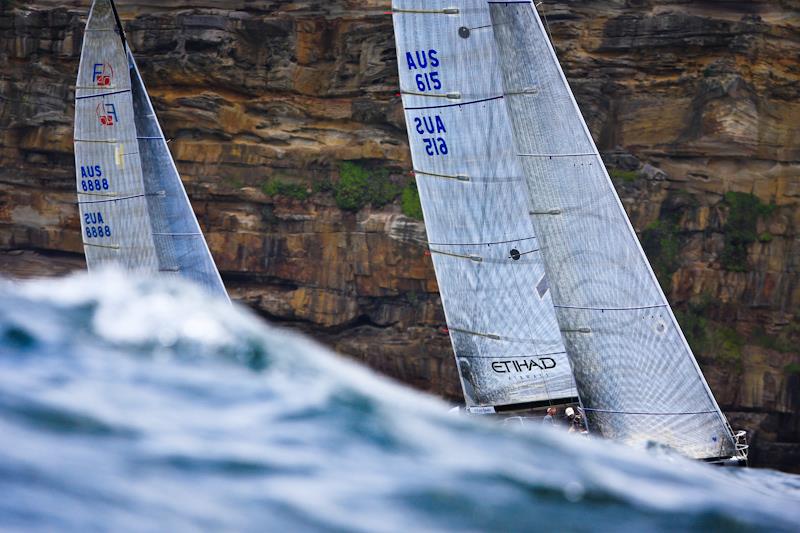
[[489, 1, 737, 459], [392, 0, 578, 410], [75, 0, 227, 300]]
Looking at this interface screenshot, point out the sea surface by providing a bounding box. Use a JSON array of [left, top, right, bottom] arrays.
[[1, 271, 799, 532]]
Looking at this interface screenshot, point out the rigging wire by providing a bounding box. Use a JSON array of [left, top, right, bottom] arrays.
[[536, 1, 556, 46]]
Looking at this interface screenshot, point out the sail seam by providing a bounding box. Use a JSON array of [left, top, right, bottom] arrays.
[[392, 8, 459, 15], [76, 191, 164, 205], [152, 233, 203, 237], [428, 236, 536, 247], [77, 193, 148, 204], [401, 91, 461, 100], [404, 95, 504, 111], [430, 249, 540, 263], [583, 408, 719, 416], [553, 304, 668, 311], [518, 152, 596, 158], [76, 89, 131, 100], [75, 85, 128, 90]]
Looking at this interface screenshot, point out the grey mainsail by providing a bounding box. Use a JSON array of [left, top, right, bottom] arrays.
[[392, 1, 578, 410], [75, 0, 227, 300], [489, 1, 738, 459]]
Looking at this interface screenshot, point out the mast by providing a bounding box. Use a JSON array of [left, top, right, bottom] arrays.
[[76, 0, 228, 300], [391, 1, 578, 411], [489, 1, 738, 459]]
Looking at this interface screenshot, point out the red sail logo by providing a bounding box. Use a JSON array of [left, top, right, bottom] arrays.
[[93, 62, 114, 87], [96, 102, 118, 126]]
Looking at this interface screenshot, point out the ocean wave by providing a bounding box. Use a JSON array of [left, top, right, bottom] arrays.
[[0, 271, 798, 532]]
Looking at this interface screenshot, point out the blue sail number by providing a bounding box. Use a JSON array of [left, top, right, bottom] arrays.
[[414, 115, 449, 157], [406, 49, 442, 93], [80, 165, 110, 192], [84, 211, 112, 239]]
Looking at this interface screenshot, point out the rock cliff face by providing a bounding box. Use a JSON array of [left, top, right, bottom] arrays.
[[0, 0, 798, 470]]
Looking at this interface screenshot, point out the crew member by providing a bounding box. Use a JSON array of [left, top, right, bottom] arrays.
[[542, 406, 557, 427]]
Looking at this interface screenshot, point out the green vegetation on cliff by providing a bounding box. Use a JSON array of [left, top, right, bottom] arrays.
[[720, 192, 775, 272], [676, 298, 744, 371], [609, 168, 640, 183], [401, 183, 423, 220], [642, 219, 681, 291], [752, 327, 796, 354], [260, 163, 424, 219], [335, 162, 400, 212], [262, 179, 311, 201], [640, 191, 699, 293]]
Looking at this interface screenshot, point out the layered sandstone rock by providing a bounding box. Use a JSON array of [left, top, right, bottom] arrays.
[[0, 0, 797, 470]]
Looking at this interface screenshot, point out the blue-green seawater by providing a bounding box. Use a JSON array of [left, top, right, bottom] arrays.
[[0, 271, 798, 532]]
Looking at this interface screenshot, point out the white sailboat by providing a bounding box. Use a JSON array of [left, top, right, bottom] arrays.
[[74, 0, 228, 301], [391, 0, 747, 465]]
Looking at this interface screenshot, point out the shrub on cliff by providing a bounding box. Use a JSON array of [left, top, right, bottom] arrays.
[[401, 183, 423, 220], [335, 162, 400, 212], [720, 192, 775, 272], [609, 168, 640, 183], [641, 219, 680, 292], [261, 180, 310, 201], [676, 298, 744, 372]]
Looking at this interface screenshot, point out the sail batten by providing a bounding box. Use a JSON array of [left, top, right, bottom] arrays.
[[392, 0, 578, 408], [489, 1, 738, 458]]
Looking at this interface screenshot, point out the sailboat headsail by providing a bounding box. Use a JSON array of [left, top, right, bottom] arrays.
[[392, 1, 578, 409], [489, 1, 737, 459], [75, 0, 159, 271], [75, 0, 227, 300], [128, 50, 228, 299]]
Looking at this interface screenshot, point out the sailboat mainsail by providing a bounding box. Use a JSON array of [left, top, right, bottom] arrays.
[[488, 2, 739, 460], [392, 1, 579, 410], [75, 0, 228, 300]]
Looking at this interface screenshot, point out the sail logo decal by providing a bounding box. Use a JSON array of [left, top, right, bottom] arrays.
[[84, 211, 112, 239], [79, 165, 110, 192], [406, 49, 442, 92], [93, 63, 114, 87], [413, 115, 448, 156], [536, 275, 549, 299], [492, 358, 557, 374], [96, 103, 119, 126]]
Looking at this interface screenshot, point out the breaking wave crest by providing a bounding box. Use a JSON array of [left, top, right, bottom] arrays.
[[0, 271, 798, 532]]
